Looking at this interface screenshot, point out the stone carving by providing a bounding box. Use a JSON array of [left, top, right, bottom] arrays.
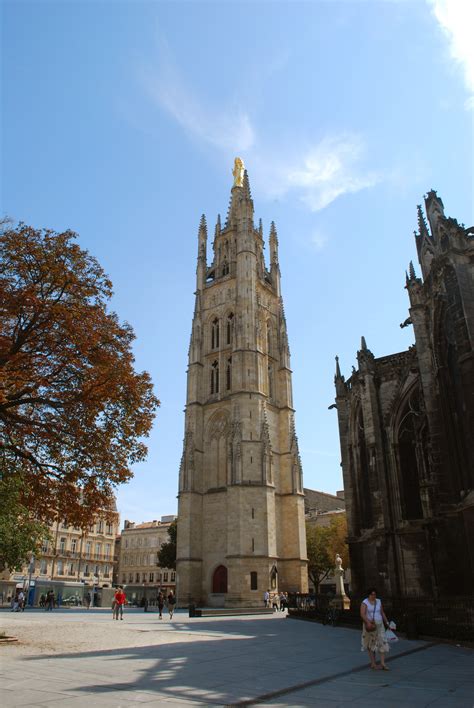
[[232, 157, 245, 187]]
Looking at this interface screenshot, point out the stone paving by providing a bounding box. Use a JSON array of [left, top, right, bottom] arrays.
[[0, 609, 473, 707]]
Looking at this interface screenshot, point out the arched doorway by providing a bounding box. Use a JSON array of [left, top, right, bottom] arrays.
[[212, 565, 228, 593]]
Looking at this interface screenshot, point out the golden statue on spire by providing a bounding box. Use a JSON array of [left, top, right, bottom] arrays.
[[232, 157, 245, 187]]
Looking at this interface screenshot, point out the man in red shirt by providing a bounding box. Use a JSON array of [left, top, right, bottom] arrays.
[[113, 587, 126, 620]]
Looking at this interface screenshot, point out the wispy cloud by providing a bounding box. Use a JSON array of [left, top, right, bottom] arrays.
[[259, 134, 381, 212], [428, 0, 474, 109], [140, 36, 254, 153], [140, 38, 381, 217]]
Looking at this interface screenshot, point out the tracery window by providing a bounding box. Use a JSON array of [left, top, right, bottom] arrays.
[[211, 360, 219, 394], [226, 313, 234, 345], [226, 357, 232, 391], [396, 388, 424, 520], [211, 318, 220, 349]]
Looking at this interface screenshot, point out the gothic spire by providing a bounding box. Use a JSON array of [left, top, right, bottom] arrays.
[[270, 221, 279, 264], [196, 214, 207, 290]]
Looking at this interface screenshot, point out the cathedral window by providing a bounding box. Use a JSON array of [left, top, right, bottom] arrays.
[[267, 322, 272, 356], [355, 407, 374, 529], [211, 318, 220, 349], [226, 357, 232, 391], [226, 313, 234, 345], [268, 365, 274, 399], [222, 260, 229, 276], [396, 389, 424, 520], [211, 360, 219, 394], [250, 571, 258, 590]]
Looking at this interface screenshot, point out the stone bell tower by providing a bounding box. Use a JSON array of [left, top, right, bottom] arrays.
[[176, 159, 308, 607]]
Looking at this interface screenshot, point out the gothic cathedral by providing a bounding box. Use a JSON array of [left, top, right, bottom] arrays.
[[176, 161, 308, 607]]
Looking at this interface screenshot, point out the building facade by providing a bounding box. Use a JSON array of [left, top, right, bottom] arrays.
[[117, 517, 176, 598], [334, 192, 474, 599], [176, 160, 308, 607], [0, 511, 120, 604]]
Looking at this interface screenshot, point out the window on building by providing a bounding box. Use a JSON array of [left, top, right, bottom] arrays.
[[84, 564, 89, 576], [211, 318, 220, 349], [40, 560, 47, 574], [59, 537, 66, 553], [57, 560, 63, 575], [71, 538, 77, 553], [142, 572, 147, 582], [222, 260, 229, 276], [226, 313, 234, 345], [68, 562, 74, 576], [171, 572, 176, 582], [122, 574, 127, 584], [104, 565, 109, 578], [268, 365, 273, 399], [85, 541, 92, 556], [95, 543, 101, 559], [97, 520, 104, 534], [41, 539, 49, 553], [211, 360, 219, 394], [129, 573, 133, 583], [157, 573, 162, 581], [226, 357, 232, 391], [135, 573, 140, 583], [138, 537, 142, 546], [163, 572, 168, 582], [149, 572, 154, 582], [250, 572, 258, 590], [105, 544, 111, 559], [106, 522, 113, 534]]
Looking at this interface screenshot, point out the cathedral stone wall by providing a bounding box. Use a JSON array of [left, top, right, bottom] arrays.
[[335, 192, 474, 599]]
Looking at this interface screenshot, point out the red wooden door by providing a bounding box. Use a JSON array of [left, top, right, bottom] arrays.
[[212, 565, 228, 593]]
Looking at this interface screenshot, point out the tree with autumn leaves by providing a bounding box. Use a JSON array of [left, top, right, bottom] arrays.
[[306, 514, 349, 593], [0, 223, 159, 567]]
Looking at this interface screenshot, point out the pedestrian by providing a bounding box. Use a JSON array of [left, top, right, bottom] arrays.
[[167, 590, 176, 619], [271, 593, 279, 612], [157, 590, 165, 619], [113, 586, 126, 620], [46, 590, 54, 611], [11, 590, 19, 612], [18, 589, 25, 611], [39, 593, 46, 608], [280, 591, 286, 612], [85, 591, 91, 610], [263, 590, 270, 608], [360, 587, 390, 671]]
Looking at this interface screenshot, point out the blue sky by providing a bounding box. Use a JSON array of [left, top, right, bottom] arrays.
[[2, 0, 473, 525]]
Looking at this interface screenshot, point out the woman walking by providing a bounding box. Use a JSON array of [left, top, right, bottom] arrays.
[[360, 587, 390, 671]]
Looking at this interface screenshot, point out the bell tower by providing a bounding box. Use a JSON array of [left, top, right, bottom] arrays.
[[176, 159, 308, 607]]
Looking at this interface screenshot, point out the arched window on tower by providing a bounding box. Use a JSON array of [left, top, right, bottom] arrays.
[[266, 321, 272, 357], [268, 365, 274, 399], [222, 260, 229, 276], [226, 357, 232, 391], [226, 313, 234, 345], [211, 360, 219, 395], [211, 318, 220, 349]]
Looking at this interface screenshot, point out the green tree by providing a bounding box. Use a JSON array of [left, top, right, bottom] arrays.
[[306, 515, 349, 592], [0, 475, 49, 572], [157, 519, 177, 571], [0, 223, 159, 527]]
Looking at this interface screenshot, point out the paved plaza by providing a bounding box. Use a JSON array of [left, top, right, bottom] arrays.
[[0, 609, 473, 707]]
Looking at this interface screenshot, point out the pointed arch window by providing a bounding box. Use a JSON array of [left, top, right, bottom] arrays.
[[211, 318, 220, 349], [267, 321, 272, 357], [211, 360, 219, 395], [226, 313, 234, 345], [226, 357, 232, 391], [396, 389, 424, 520], [268, 365, 274, 399], [222, 260, 229, 276]]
